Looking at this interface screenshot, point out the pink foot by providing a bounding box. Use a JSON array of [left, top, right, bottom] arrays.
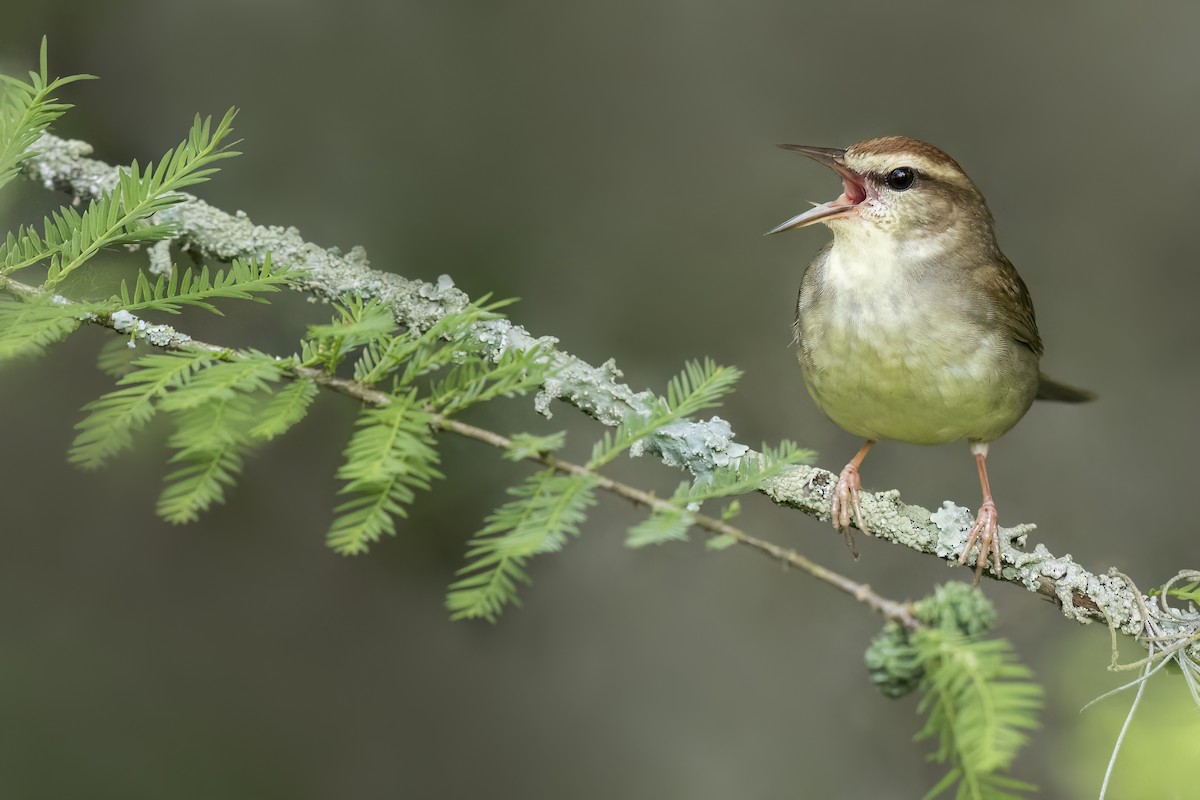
[[831, 462, 866, 557], [958, 498, 1001, 583]]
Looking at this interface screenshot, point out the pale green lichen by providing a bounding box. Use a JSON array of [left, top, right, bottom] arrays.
[[639, 417, 749, 475], [109, 309, 192, 349], [147, 240, 173, 277]]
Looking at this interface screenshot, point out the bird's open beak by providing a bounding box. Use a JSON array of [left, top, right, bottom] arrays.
[[767, 144, 867, 234]]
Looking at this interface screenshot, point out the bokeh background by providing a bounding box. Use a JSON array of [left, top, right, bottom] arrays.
[[2, 2, 1198, 797]]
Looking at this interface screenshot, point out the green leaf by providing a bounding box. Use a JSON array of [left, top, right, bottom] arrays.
[[663, 357, 742, 418], [70, 349, 213, 469], [306, 296, 396, 350], [446, 554, 532, 621], [626, 497, 694, 548], [1150, 579, 1200, 605], [96, 337, 139, 377], [156, 353, 281, 412], [306, 296, 396, 373], [157, 445, 245, 524], [157, 394, 256, 524], [447, 470, 598, 622], [503, 431, 566, 461], [913, 630, 1042, 798], [0, 295, 81, 361], [325, 394, 442, 555], [0, 37, 94, 191], [706, 533, 738, 551], [114, 255, 296, 315], [1, 208, 84, 276], [249, 377, 318, 441]]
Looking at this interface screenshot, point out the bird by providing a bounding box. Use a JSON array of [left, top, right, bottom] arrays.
[[768, 136, 1092, 580]]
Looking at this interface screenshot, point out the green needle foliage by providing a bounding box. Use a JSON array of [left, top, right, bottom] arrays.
[[152, 356, 284, 522], [866, 584, 1042, 799], [155, 354, 281, 412], [70, 350, 216, 469], [447, 470, 599, 621], [0, 294, 83, 360], [0, 37, 93, 191], [158, 384, 262, 524], [249, 378, 319, 441], [306, 296, 398, 374], [915, 631, 1041, 800], [96, 337, 141, 377], [625, 501, 695, 548], [502, 431, 567, 462], [326, 394, 442, 555], [116, 257, 294, 315]]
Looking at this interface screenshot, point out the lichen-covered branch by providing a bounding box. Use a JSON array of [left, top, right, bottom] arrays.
[[18, 133, 1176, 643]]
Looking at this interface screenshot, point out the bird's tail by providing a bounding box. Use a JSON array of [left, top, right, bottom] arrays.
[[1036, 373, 1095, 403]]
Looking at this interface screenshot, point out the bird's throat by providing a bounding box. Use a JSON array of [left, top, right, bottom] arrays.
[[822, 220, 979, 296]]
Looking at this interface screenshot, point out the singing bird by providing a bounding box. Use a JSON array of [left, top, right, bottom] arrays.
[[769, 136, 1092, 579]]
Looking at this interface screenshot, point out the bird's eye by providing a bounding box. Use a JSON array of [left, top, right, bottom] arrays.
[[886, 167, 916, 191]]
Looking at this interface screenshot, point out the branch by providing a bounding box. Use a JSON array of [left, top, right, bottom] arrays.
[[17, 133, 1161, 640]]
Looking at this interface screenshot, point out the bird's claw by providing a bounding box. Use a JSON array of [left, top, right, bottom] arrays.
[[958, 498, 1001, 583], [831, 462, 866, 557]]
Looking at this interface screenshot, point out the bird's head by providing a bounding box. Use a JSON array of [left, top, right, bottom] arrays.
[[768, 136, 993, 240]]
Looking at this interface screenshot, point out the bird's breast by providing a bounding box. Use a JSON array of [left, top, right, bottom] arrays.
[[796, 244, 1037, 444]]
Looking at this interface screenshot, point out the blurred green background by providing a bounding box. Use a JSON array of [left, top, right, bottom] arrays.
[[2, 2, 1198, 797]]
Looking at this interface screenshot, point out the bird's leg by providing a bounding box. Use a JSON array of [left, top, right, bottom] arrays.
[[831, 439, 874, 557], [958, 442, 1002, 583]]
